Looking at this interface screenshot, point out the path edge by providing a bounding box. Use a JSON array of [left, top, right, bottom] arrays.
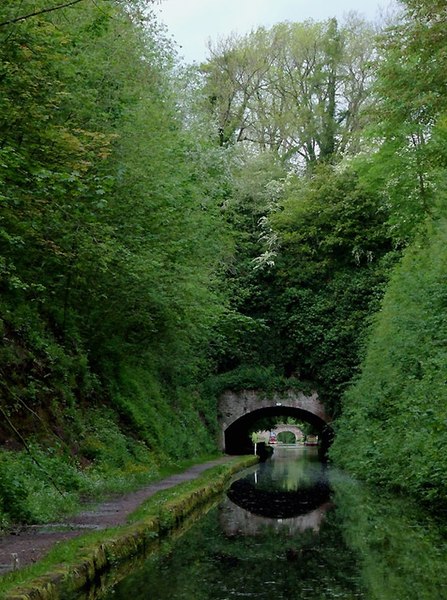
[[1, 455, 257, 600]]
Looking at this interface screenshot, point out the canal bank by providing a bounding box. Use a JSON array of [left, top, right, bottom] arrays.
[[0, 455, 257, 600], [96, 446, 447, 600]]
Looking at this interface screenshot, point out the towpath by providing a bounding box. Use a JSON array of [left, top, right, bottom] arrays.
[[0, 456, 233, 576]]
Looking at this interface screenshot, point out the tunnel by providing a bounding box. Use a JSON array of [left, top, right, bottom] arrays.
[[224, 406, 333, 459]]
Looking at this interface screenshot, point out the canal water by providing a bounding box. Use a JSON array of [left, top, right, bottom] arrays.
[[93, 447, 447, 600]]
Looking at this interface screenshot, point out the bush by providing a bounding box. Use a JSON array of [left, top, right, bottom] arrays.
[[0, 445, 83, 524], [203, 364, 313, 397]]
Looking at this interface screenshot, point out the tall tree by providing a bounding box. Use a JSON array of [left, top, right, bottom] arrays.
[[361, 0, 447, 244], [202, 16, 377, 166], [0, 0, 228, 438]]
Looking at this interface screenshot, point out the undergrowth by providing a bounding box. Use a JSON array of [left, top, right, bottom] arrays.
[[0, 457, 256, 599], [0, 387, 220, 528], [202, 364, 315, 399]]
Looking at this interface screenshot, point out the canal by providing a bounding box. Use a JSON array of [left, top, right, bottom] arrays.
[[86, 447, 447, 599]]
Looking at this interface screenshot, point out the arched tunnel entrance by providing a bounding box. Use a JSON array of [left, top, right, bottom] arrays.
[[224, 406, 332, 457], [218, 389, 333, 458]]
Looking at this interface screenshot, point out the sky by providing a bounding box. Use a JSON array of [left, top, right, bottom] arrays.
[[156, 0, 397, 64]]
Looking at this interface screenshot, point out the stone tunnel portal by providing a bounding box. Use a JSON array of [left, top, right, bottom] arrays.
[[219, 389, 333, 457]]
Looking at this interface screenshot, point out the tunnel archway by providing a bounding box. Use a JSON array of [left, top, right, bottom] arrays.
[[224, 406, 330, 454], [219, 389, 333, 457], [276, 430, 297, 443]]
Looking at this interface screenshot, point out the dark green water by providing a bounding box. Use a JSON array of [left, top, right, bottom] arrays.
[[96, 448, 447, 600]]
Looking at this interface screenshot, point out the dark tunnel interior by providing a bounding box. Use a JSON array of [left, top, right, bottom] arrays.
[[224, 406, 333, 458]]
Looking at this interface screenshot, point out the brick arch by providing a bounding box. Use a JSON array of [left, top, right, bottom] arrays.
[[218, 389, 332, 454], [255, 425, 305, 443], [272, 425, 305, 440]]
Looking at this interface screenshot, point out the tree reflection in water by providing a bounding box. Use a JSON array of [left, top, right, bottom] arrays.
[[96, 448, 447, 600]]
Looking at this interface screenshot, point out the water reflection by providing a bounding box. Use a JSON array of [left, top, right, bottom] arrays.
[[226, 447, 332, 519], [247, 446, 325, 492], [330, 475, 447, 600], [220, 497, 332, 536], [93, 448, 447, 600]]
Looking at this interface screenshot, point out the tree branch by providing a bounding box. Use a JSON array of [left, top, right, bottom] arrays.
[[0, 0, 85, 27]]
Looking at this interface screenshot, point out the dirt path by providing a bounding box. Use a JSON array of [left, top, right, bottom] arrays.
[[0, 456, 232, 576]]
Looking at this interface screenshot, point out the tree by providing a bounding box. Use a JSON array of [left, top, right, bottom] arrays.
[[266, 165, 395, 413], [0, 0, 229, 455], [331, 0, 447, 504], [202, 16, 377, 167], [360, 0, 447, 244], [200, 16, 390, 414]]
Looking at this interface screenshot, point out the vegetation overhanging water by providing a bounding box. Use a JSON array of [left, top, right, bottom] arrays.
[[86, 448, 447, 600], [1, 0, 447, 566]]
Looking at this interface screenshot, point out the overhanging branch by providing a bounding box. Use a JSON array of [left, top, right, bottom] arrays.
[[0, 0, 85, 27]]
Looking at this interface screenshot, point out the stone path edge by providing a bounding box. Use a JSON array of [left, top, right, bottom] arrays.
[[1, 455, 258, 600]]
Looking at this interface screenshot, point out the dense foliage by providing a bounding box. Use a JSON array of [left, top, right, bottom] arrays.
[[331, 220, 447, 504], [331, 0, 447, 505], [200, 24, 389, 407], [0, 0, 446, 524], [0, 0, 226, 526]]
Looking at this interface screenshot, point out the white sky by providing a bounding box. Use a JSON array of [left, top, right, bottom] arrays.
[[156, 0, 398, 64]]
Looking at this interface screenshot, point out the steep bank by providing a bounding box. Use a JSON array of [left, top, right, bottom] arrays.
[[331, 217, 447, 507], [0, 0, 226, 528], [0, 365, 220, 527]]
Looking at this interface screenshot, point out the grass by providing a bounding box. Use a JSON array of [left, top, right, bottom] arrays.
[[0, 444, 222, 531], [0, 455, 257, 600]]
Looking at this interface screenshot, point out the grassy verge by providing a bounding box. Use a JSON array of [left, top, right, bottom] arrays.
[[0, 444, 222, 531], [0, 455, 257, 600]]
